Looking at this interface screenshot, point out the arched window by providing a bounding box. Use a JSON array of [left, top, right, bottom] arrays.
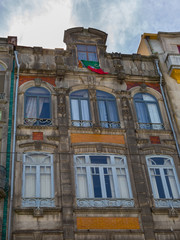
[[24, 87, 51, 126], [134, 93, 163, 130], [96, 90, 120, 128], [146, 156, 180, 208], [70, 90, 92, 127]]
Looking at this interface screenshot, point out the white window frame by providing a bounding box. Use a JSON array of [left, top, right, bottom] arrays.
[[22, 152, 55, 208], [74, 154, 134, 208], [146, 155, 180, 208]]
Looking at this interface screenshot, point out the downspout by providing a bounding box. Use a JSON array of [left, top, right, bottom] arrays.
[[1, 59, 15, 240], [7, 51, 20, 240], [155, 60, 180, 158]]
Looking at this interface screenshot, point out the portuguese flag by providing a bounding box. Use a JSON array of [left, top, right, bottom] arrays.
[[81, 60, 108, 74]]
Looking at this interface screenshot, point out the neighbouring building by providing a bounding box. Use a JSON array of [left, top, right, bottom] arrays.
[[138, 32, 180, 145], [0, 36, 17, 239], [1, 27, 180, 240]]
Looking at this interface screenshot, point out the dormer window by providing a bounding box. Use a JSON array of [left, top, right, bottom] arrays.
[[77, 45, 98, 62]]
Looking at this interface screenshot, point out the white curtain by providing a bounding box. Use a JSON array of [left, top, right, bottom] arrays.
[[71, 99, 80, 120], [81, 100, 90, 120], [147, 103, 161, 124], [150, 170, 159, 198], [40, 166, 51, 198], [25, 166, 36, 198], [116, 168, 129, 198], [39, 97, 49, 118], [165, 169, 179, 198], [26, 97, 37, 118], [98, 101, 108, 121], [77, 167, 88, 198]]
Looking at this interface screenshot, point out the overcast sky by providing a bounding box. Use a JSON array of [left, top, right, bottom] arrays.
[[0, 0, 180, 54]]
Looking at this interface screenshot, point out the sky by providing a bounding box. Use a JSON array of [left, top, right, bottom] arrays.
[[0, 0, 180, 54]]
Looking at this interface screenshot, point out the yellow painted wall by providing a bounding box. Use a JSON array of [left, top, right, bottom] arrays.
[[71, 133, 125, 145], [77, 217, 140, 230]]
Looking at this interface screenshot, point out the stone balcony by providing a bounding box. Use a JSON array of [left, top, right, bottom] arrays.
[[0, 165, 7, 198]]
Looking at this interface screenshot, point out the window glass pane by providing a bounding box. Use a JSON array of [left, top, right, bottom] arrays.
[[150, 168, 166, 198], [40, 172, 51, 198], [77, 167, 88, 198], [91, 167, 102, 198], [135, 102, 149, 123], [98, 100, 108, 121], [106, 101, 118, 122], [71, 99, 80, 120], [116, 168, 130, 198], [81, 100, 90, 120], [71, 90, 88, 98], [25, 166, 36, 198], [78, 52, 87, 61], [164, 169, 179, 198], [87, 45, 96, 52], [77, 45, 87, 51], [39, 97, 50, 118], [26, 87, 50, 95], [147, 103, 161, 124], [90, 156, 107, 164], [88, 52, 98, 61], [104, 168, 115, 198], [25, 96, 37, 118], [143, 94, 155, 101], [96, 91, 114, 99]]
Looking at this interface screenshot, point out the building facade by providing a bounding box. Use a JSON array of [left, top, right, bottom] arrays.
[[0, 28, 180, 240]]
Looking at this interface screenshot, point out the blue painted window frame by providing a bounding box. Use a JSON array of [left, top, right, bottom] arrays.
[[24, 87, 51, 126], [134, 93, 163, 130]]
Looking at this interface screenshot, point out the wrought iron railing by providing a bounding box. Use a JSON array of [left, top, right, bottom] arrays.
[[154, 198, 180, 208], [22, 198, 55, 208], [100, 121, 121, 129], [24, 118, 52, 126], [138, 122, 164, 130], [71, 120, 93, 127], [77, 198, 134, 208]]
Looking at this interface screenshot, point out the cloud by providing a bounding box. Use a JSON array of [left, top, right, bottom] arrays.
[[1, 0, 180, 53], [71, 0, 180, 53], [2, 0, 74, 48]]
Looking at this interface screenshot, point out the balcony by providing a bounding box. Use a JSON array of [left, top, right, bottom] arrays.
[[165, 54, 180, 83], [0, 165, 7, 198], [165, 53, 180, 72]]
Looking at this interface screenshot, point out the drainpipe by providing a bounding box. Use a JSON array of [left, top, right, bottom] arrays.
[[155, 60, 180, 158], [7, 51, 20, 240]]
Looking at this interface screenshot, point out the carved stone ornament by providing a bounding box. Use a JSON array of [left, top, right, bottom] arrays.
[[77, 198, 134, 208], [34, 78, 42, 87], [115, 64, 126, 84]]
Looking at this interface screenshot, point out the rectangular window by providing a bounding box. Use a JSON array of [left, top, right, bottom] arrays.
[[75, 155, 134, 208], [22, 153, 55, 207], [77, 45, 98, 62], [146, 156, 180, 208]]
